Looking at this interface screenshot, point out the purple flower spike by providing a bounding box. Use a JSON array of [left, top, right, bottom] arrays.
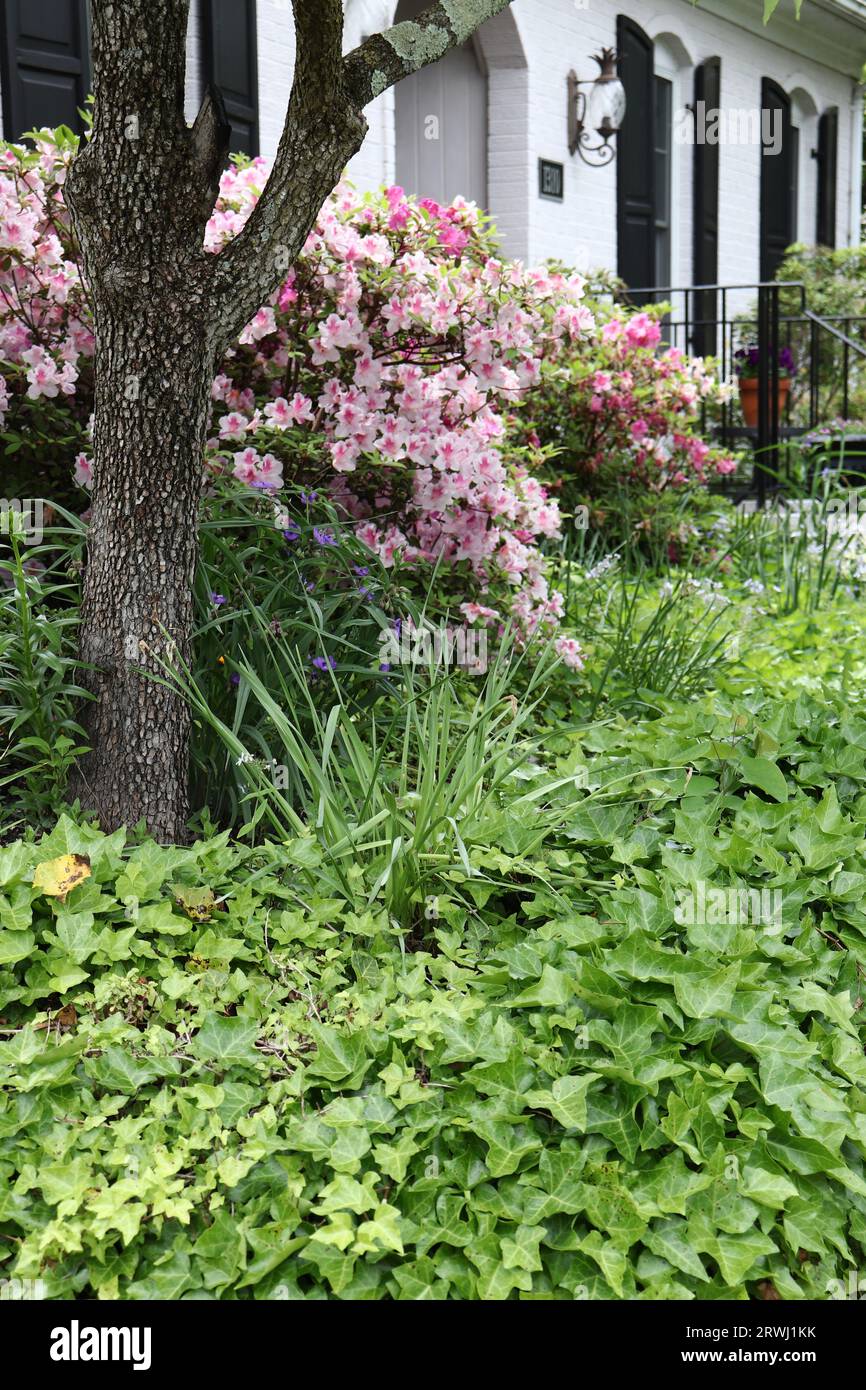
[[313, 527, 337, 547]]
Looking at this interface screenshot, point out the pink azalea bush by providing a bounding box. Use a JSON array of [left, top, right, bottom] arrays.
[[201, 159, 595, 653], [0, 134, 92, 401], [0, 129, 93, 499], [511, 305, 737, 497], [0, 136, 592, 658], [0, 129, 735, 660]]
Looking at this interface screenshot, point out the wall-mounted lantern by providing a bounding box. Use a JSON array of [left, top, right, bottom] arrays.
[[568, 48, 627, 167]]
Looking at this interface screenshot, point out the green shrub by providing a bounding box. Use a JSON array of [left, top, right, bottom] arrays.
[[2, 667, 866, 1299], [0, 513, 90, 838]]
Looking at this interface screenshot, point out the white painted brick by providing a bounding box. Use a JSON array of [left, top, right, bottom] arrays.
[[252, 0, 866, 277], [0, 0, 862, 287]]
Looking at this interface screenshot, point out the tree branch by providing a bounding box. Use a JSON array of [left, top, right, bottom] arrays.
[[343, 0, 516, 107], [190, 84, 232, 228], [67, 0, 194, 292], [208, 0, 516, 354], [208, 0, 361, 349], [292, 0, 345, 94]]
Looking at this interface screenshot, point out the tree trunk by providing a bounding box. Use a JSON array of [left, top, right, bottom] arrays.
[[63, 0, 515, 843], [64, 0, 224, 844], [70, 314, 214, 842]]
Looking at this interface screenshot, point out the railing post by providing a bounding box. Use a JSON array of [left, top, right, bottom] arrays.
[[810, 315, 819, 430], [756, 285, 770, 505], [771, 283, 781, 482], [721, 288, 729, 446], [684, 290, 690, 359]]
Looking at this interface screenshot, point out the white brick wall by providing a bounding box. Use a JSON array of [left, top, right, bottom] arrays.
[[1, 0, 863, 290], [249, 0, 866, 282], [499, 0, 866, 279]]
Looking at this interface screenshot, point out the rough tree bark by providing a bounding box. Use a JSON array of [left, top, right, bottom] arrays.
[[66, 0, 515, 843]]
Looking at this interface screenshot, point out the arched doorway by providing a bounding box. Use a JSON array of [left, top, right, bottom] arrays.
[[393, 0, 488, 209]]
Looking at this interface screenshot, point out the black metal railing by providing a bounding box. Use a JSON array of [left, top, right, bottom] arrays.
[[617, 281, 866, 501]]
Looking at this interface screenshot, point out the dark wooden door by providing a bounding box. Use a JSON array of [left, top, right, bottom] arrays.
[[816, 107, 839, 248], [395, 0, 488, 208]]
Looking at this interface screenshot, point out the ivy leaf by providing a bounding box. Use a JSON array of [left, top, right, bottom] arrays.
[[0, 928, 34, 965], [509, 964, 573, 1007], [32, 853, 91, 902], [526, 1074, 596, 1130], [192, 1015, 260, 1066], [173, 885, 217, 922], [740, 756, 788, 803], [304, 1025, 372, 1084], [673, 963, 740, 1020]]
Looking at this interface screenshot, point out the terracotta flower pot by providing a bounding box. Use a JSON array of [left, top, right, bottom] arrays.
[[739, 376, 791, 429]]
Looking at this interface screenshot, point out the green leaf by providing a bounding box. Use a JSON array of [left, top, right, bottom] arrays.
[[673, 963, 740, 1020], [192, 1016, 260, 1067], [526, 1073, 596, 1130], [304, 1025, 372, 1085], [509, 965, 573, 1007], [740, 756, 788, 803], [0, 928, 34, 964]]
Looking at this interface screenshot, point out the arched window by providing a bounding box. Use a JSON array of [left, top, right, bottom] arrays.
[[617, 19, 693, 297]]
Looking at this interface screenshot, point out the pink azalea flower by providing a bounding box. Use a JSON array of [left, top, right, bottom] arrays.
[[554, 637, 584, 670], [232, 447, 261, 485], [73, 452, 93, 488]]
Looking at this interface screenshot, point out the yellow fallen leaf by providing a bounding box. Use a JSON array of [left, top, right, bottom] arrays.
[[32, 854, 91, 902], [172, 886, 216, 922]]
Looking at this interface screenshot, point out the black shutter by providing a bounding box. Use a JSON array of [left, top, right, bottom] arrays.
[[202, 0, 259, 157], [0, 0, 90, 140], [617, 16, 655, 297], [692, 58, 721, 356], [817, 107, 839, 247], [760, 78, 794, 282]]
